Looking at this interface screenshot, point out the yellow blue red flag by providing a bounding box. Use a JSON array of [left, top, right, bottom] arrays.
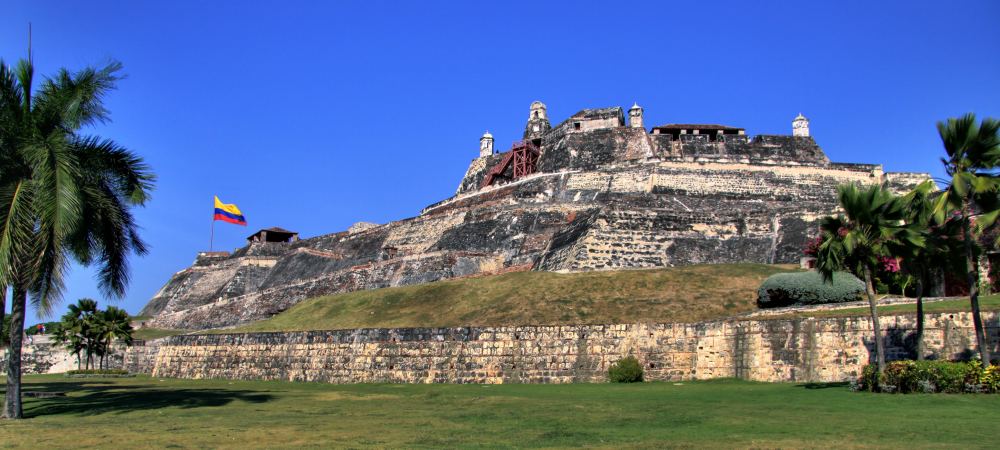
[[213, 196, 247, 226]]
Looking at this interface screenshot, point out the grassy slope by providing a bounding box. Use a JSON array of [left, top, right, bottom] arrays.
[[2, 375, 998, 448], [231, 264, 796, 332], [131, 328, 190, 340]]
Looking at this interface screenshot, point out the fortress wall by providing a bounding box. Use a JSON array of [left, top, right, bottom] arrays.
[[649, 162, 878, 200], [122, 339, 164, 374], [146, 252, 517, 330], [1, 336, 133, 374], [147, 311, 998, 384]]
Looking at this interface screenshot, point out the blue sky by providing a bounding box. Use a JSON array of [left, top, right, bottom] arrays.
[[3, 1, 999, 321]]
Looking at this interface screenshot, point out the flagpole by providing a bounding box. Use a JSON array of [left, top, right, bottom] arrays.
[[209, 211, 215, 252]]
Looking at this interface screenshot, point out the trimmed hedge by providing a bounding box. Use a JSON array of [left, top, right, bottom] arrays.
[[608, 356, 644, 383], [756, 271, 864, 308], [857, 360, 1000, 393]]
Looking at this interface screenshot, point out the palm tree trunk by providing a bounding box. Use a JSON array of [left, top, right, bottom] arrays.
[[3, 285, 28, 419], [0, 285, 6, 345], [915, 275, 925, 361], [962, 204, 992, 364], [863, 265, 886, 377]]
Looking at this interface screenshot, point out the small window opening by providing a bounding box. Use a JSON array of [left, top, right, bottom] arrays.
[[573, 122, 581, 130]]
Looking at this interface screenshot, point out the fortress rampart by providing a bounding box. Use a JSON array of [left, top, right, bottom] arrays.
[[132, 311, 997, 384], [11, 310, 996, 384], [141, 102, 932, 330]]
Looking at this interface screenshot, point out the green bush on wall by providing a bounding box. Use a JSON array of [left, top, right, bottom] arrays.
[[756, 271, 865, 308], [608, 356, 644, 383]]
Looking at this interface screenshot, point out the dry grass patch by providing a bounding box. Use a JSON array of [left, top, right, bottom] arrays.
[[229, 264, 796, 332]]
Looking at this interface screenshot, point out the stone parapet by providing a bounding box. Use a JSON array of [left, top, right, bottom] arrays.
[[148, 311, 999, 384]]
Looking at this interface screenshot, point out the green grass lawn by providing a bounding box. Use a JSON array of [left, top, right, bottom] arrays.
[[1, 375, 998, 448], [131, 327, 190, 341], [232, 264, 797, 333]]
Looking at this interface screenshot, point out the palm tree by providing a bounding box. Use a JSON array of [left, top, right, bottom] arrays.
[[899, 181, 964, 360], [95, 306, 132, 370], [933, 113, 1000, 364], [54, 298, 98, 369], [0, 55, 153, 419], [815, 183, 923, 378]]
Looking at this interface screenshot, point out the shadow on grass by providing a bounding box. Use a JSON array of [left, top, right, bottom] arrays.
[[5, 380, 273, 418], [796, 382, 851, 390]]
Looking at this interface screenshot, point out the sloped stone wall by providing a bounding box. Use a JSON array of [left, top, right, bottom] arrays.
[[142, 107, 934, 331], [149, 311, 998, 384]]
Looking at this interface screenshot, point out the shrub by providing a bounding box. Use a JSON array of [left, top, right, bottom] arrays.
[[857, 360, 998, 393], [608, 356, 644, 383], [983, 364, 1000, 393], [756, 271, 864, 308]]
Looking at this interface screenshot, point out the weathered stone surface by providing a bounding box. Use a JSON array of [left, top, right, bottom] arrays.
[[0, 335, 129, 374], [141, 105, 932, 330], [141, 311, 998, 384], [13, 311, 998, 383]]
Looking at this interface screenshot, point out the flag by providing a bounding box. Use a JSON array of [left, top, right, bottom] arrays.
[[213, 196, 247, 226]]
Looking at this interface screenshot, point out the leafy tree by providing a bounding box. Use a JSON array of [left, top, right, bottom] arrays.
[[899, 181, 965, 359], [933, 113, 1000, 364], [815, 183, 923, 378], [54, 298, 99, 369], [0, 53, 153, 419], [53, 299, 133, 370], [95, 306, 132, 369]]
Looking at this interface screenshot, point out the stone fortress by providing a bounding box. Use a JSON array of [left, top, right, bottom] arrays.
[[141, 102, 931, 331]]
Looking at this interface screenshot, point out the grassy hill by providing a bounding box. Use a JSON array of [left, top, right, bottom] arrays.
[[230, 264, 797, 332]]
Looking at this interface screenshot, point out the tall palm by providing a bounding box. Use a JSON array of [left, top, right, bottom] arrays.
[[54, 298, 97, 369], [815, 183, 923, 378], [0, 56, 153, 419], [899, 181, 964, 360], [95, 306, 132, 370], [933, 113, 1000, 364]]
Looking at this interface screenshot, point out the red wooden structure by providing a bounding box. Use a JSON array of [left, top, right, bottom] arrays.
[[481, 140, 540, 188]]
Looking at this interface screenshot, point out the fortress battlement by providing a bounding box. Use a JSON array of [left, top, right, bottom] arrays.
[[141, 101, 931, 330], [456, 103, 895, 196]]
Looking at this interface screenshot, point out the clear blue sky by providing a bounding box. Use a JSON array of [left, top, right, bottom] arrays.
[[3, 1, 999, 322]]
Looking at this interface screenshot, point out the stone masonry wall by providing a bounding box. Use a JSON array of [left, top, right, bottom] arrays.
[[1, 335, 131, 374], [142, 104, 934, 331], [149, 311, 998, 384]]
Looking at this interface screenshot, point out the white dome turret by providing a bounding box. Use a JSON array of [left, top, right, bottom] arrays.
[[792, 113, 810, 137], [629, 103, 644, 129], [479, 130, 495, 157]]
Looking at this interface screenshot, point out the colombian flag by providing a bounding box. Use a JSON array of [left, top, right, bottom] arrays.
[[213, 196, 247, 226]]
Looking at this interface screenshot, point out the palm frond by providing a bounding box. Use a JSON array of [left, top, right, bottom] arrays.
[[72, 135, 155, 205], [33, 61, 122, 134], [0, 180, 36, 287]]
